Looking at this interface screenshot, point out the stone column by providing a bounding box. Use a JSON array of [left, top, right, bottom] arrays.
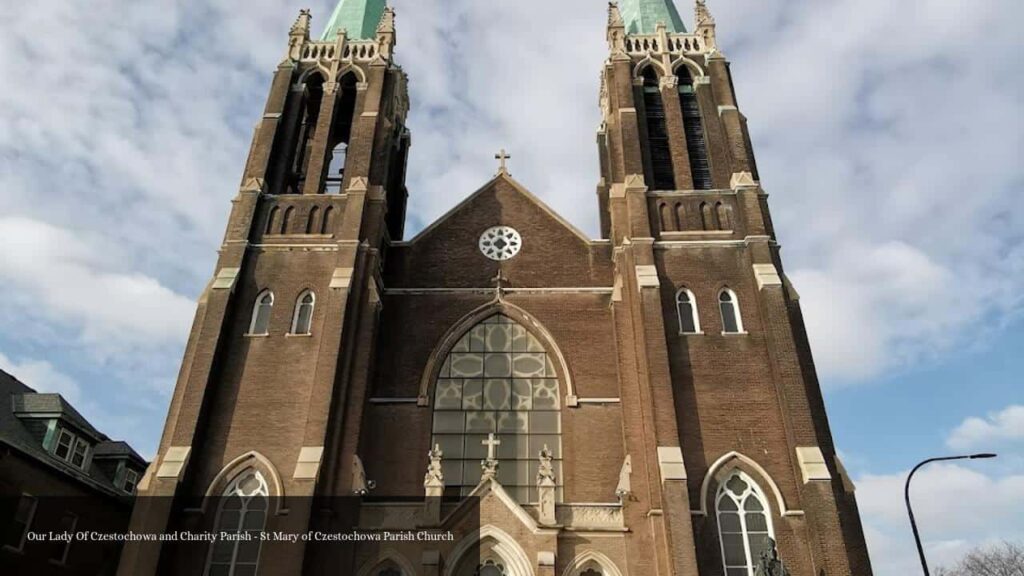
[[301, 82, 339, 195]]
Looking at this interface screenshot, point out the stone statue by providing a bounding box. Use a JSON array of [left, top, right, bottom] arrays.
[[754, 538, 790, 576], [424, 444, 444, 488], [537, 445, 556, 486]]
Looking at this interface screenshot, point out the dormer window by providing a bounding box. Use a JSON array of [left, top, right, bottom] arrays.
[[123, 468, 139, 494], [52, 427, 90, 470]]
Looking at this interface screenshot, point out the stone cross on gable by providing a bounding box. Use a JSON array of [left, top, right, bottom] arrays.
[[481, 433, 501, 481], [495, 149, 511, 175], [482, 433, 501, 461]]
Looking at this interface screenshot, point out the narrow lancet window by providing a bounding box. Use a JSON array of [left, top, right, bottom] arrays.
[[676, 289, 700, 334], [641, 67, 675, 190], [290, 74, 325, 194], [678, 67, 712, 190], [249, 291, 274, 336], [719, 289, 743, 333], [291, 291, 315, 335]]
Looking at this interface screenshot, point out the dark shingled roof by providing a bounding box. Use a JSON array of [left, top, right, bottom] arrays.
[[0, 368, 147, 498]]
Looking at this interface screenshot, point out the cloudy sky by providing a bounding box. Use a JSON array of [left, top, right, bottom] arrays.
[[0, 0, 1021, 573]]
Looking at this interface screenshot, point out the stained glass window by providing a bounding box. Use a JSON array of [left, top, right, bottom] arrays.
[[432, 315, 562, 503], [676, 288, 700, 334], [716, 471, 773, 576], [206, 470, 268, 576], [291, 291, 315, 335], [249, 291, 274, 336], [719, 289, 743, 334]]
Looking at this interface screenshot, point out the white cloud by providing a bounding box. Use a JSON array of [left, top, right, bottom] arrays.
[[948, 406, 1024, 452], [0, 0, 1020, 445], [0, 352, 81, 403], [0, 217, 194, 347], [856, 463, 1024, 575]]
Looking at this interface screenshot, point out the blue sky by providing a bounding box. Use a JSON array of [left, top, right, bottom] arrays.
[[0, 0, 1021, 573]]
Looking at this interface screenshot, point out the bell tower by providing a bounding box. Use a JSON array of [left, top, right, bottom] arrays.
[[597, 1, 874, 575], [118, 1, 410, 574]]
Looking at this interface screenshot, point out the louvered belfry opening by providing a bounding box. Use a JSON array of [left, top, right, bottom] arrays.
[[289, 73, 326, 194], [678, 66, 712, 190], [641, 67, 676, 191]]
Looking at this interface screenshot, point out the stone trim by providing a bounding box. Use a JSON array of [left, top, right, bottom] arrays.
[[156, 447, 191, 479], [383, 287, 614, 295], [796, 447, 833, 483], [330, 267, 354, 289], [368, 398, 419, 404], [657, 446, 687, 482], [293, 447, 324, 480], [753, 264, 783, 290], [635, 265, 660, 289], [211, 268, 240, 291]]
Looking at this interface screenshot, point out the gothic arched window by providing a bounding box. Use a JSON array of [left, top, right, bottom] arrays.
[[659, 202, 672, 232], [716, 471, 773, 576], [291, 73, 325, 193], [206, 469, 268, 576], [641, 67, 675, 191], [291, 291, 315, 335], [677, 66, 712, 190], [320, 73, 359, 194], [676, 289, 700, 334], [432, 314, 563, 504], [249, 291, 274, 336], [719, 289, 743, 334]]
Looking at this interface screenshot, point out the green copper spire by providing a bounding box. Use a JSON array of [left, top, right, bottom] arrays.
[[321, 0, 387, 41], [619, 0, 687, 35]]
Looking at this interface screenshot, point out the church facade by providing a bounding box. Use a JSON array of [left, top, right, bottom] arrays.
[[118, 1, 874, 575]]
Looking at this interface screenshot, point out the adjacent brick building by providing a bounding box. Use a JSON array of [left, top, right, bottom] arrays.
[[1, 369, 147, 575], [119, 0, 874, 574]]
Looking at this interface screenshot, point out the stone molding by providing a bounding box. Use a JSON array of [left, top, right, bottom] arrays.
[[211, 267, 241, 291], [753, 263, 783, 290], [156, 446, 191, 479], [796, 447, 833, 483], [657, 446, 687, 482], [293, 447, 324, 480]]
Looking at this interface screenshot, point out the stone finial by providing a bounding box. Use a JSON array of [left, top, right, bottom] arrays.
[[608, 2, 625, 28], [290, 9, 312, 37], [615, 455, 632, 499], [607, 2, 626, 56], [287, 9, 312, 60], [695, 0, 717, 50], [352, 455, 370, 495], [377, 6, 396, 34], [424, 444, 445, 489]]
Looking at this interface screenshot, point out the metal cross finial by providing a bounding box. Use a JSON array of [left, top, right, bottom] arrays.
[[482, 433, 501, 461], [495, 149, 511, 175]]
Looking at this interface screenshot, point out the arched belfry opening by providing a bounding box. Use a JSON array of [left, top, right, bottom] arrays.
[[640, 66, 675, 191], [322, 72, 359, 193], [430, 314, 563, 504], [677, 65, 712, 190], [288, 72, 326, 194]]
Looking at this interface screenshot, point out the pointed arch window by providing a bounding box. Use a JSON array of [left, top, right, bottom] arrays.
[[321, 206, 334, 235], [716, 471, 774, 576], [265, 206, 280, 235], [678, 66, 712, 190], [431, 314, 563, 504], [306, 206, 321, 234], [249, 291, 274, 336], [290, 74, 325, 193], [320, 73, 359, 194], [676, 289, 700, 334], [205, 470, 268, 576], [641, 67, 675, 191], [719, 289, 743, 334], [291, 291, 315, 335]]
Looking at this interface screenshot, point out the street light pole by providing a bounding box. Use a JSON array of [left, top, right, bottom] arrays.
[[905, 453, 997, 576]]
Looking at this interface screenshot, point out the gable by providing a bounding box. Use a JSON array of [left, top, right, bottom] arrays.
[[386, 175, 613, 289]]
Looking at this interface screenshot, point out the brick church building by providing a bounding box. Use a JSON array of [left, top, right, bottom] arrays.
[[118, 0, 873, 574]]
